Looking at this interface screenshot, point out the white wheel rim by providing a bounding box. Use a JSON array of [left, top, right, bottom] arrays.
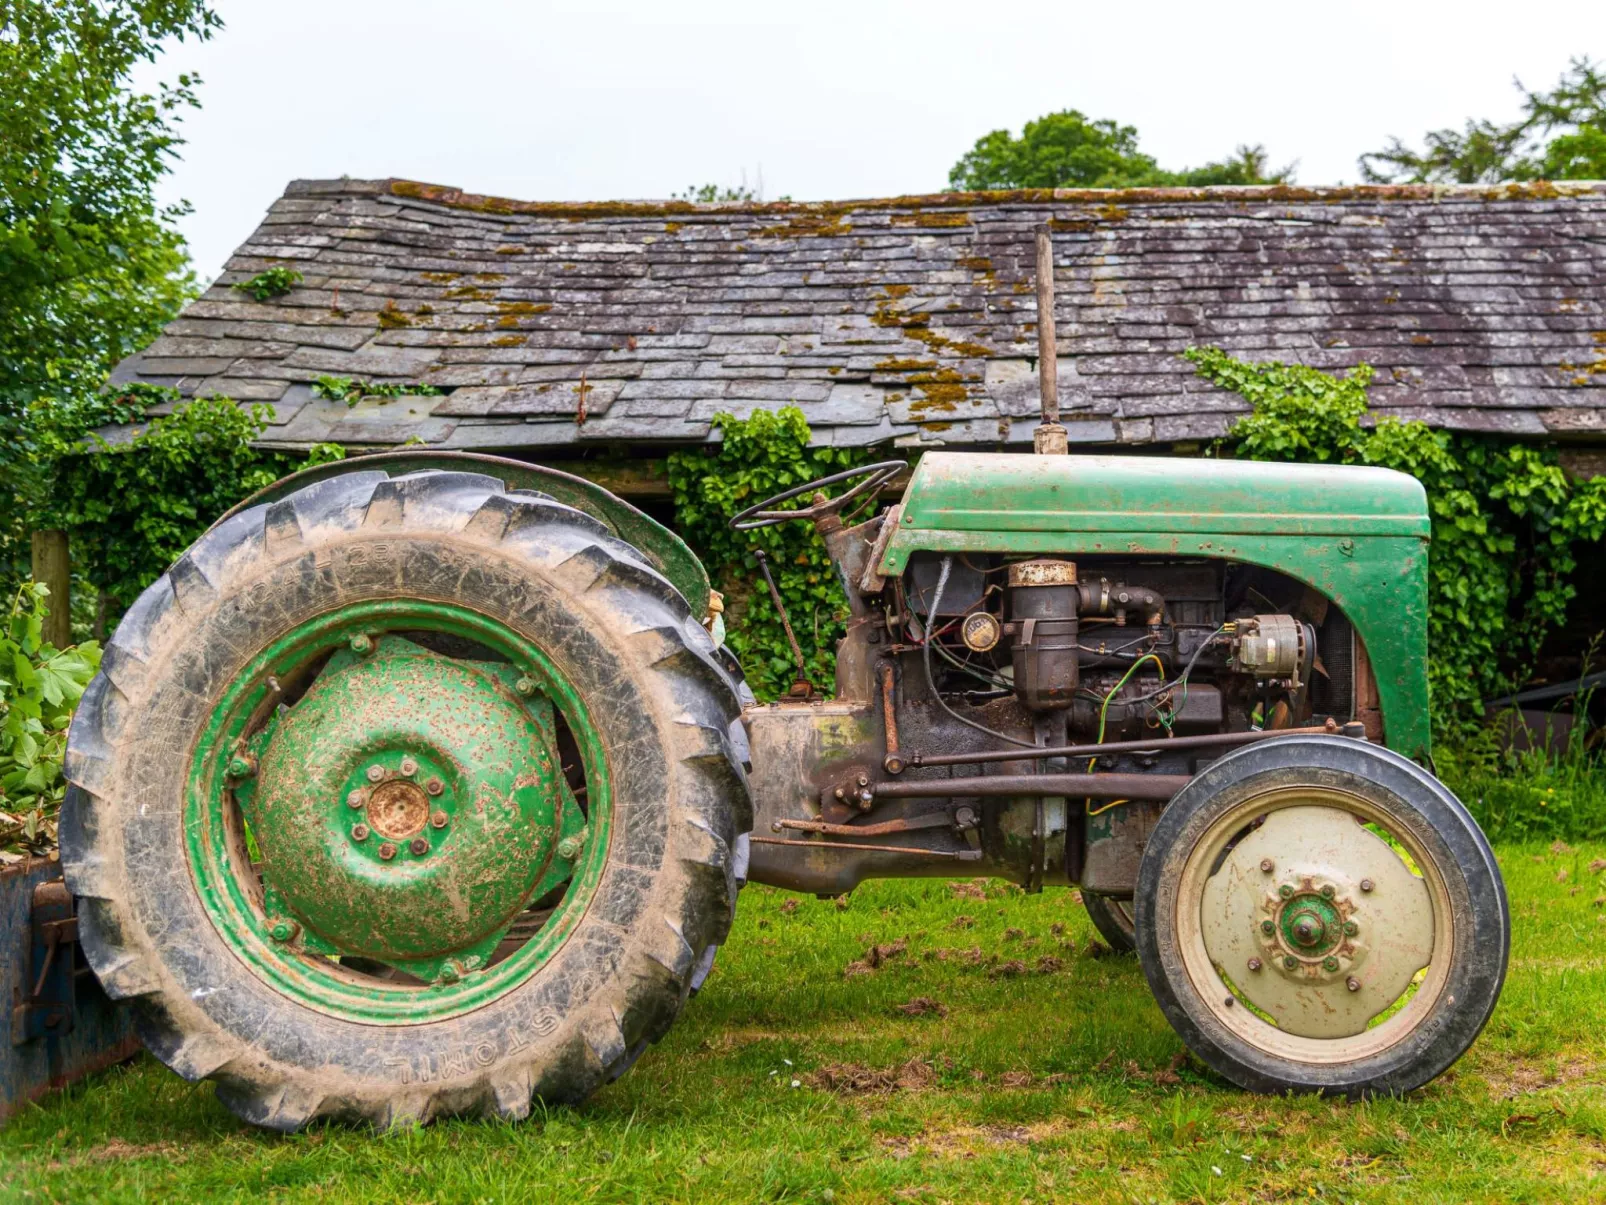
[[1175, 785, 1452, 1063]]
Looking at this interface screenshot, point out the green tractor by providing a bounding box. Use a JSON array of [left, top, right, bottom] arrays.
[[61, 258, 1507, 1131]]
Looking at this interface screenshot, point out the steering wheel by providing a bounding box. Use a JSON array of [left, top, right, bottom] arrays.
[[729, 460, 908, 531]]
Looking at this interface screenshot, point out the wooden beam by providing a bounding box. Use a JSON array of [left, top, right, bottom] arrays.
[[30, 530, 70, 648], [555, 461, 673, 499]]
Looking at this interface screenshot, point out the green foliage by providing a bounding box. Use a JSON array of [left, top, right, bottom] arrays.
[[673, 182, 760, 203], [311, 375, 443, 405], [1439, 717, 1606, 843], [947, 109, 1290, 191], [232, 266, 302, 302], [667, 407, 889, 700], [1189, 346, 1606, 727], [53, 396, 344, 615], [0, 582, 100, 857], [1361, 55, 1606, 183]]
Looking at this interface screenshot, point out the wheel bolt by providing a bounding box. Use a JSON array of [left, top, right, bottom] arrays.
[[426, 778, 444, 796], [1278, 884, 1294, 899], [1223, 996, 1235, 1008], [1247, 957, 1262, 972], [269, 919, 299, 943], [366, 764, 385, 783], [1343, 920, 1359, 936], [1360, 878, 1374, 893], [1283, 955, 1299, 970], [227, 755, 255, 779], [1346, 976, 1361, 992], [1320, 884, 1336, 899], [350, 633, 373, 655], [558, 834, 585, 860], [1322, 956, 1340, 972], [347, 789, 366, 809], [439, 963, 461, 985], [431, 810, 448, 829], [409, 837, 430, 856], [399, 756, 418, 777], [1260, 920, 1275, 935], [1259, 859, 1274, 874], [515, 676, 537, 697], [352, 823, 370, 841], [378, 841, 397, 860]]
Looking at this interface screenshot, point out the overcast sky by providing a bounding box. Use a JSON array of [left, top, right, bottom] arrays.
[[139, 1, 1605, 282]]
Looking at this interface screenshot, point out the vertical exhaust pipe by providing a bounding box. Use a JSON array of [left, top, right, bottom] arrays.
[[1034, 225, 1067, 455]]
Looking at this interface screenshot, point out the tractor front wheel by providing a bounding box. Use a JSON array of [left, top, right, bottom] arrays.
[[61, 470, 751, 1130]]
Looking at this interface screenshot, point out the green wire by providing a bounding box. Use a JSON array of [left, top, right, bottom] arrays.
[[1088, 652, 1167, 770]]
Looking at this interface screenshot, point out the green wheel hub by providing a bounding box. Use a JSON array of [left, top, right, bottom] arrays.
[[1277, 893, 1343, 959], [186, 600, 609, 1021]]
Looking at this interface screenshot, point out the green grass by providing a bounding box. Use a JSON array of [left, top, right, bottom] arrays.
[[5, 845, 1606, 1203]]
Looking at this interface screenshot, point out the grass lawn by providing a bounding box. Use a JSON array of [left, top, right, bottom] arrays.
[[3, 842, 1605, 1203]]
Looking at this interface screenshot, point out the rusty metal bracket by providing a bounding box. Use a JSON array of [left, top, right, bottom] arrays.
[[772, 812, 954, 838], [751, 836, 982, 860], [11, 882, 78, 1047]]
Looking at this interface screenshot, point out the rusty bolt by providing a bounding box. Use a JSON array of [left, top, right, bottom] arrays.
[[1283, 955, 1299, 970], [366, 764, 385, 783], [431, 810, 448, 829], [1360, 878, 1374, 893], [409, 836, 430, 856], [856, 773, 870, 787], [1260, 920, 1275, 935], [378, 841, 397, 861], [1259, 859, 1274, 874], [1278, 883, 1294, 899], [1346, 976, 1361, 992], [833, 787, 845, 800], [1247, 957, 1262, 972], [515, 676, 537, 697], [439, 963, 461, 985], [1322, 956, 1340, 972], [856, 788, 874, 809], [351, 823, 370, 841], [346, 789, 366, 809], [227, 755, 255, 780], [1343, 920, 1359, 936], [558, 834, 585, 861], [350, 633, 373, 656], [425, 777, 444, 796], [1320, 884, 1336, 899], [399, 755, 418, 777], [1223, 996, 1235, 1008], [269, 919, 299, 943]]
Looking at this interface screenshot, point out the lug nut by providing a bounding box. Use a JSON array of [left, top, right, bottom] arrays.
[[366, 764, 385, 783], [409, 837, 430, 856], [378, 841, 397, 861], [833, 787, 845, 800], [1260, 859, 1274, 874], [1247, 957, 1262, 972], [431, 810, 448, 829], [1320, 884, 1336, 899], [350, 633, 373, 655], [1360, 878, 1374, 893], [347, 789, 366, 809], [1260, 920, 1275, 935], [558, 833, 586, 860], [515, 676, 537, 697], [856, 773, 870, 787], [227, 755, 255, 780], [425, 778, 444, 796], [1343, 920, 1359, 936], [399, 756, 418, 777], [1283, 955, 1299, 971], [1278, 884, 1294, 899], [1346, 976, 1361, 992], [1322, 956, 1340, 972], [352, 823, 370, 841], [439, 963, 461, 985], [269, 919, 300, 943]]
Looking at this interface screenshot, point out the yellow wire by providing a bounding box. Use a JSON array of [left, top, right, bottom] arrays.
[[1087, 653, 1167, 772], [1087, 797, 1131, 817]]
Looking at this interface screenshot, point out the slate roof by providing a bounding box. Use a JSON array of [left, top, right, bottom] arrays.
[[109, 178, 1606, 451]]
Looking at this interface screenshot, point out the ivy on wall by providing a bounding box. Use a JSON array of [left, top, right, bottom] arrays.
[[667, 407, 889, 701], [1190, 346, 1606, 728]]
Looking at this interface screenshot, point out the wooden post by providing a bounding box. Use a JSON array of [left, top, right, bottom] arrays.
[[30, 530, 71, 648], [1033, 226, 1067, 455]]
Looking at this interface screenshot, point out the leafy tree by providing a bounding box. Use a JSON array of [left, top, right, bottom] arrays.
[[947, 109, 1291, 190], [1360, 56, 1606, 183], [0, 1, 220, 581]]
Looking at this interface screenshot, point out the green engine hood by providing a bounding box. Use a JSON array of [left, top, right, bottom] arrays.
[[879, 452, 1433, 759], [889, 452, 1429, 540]]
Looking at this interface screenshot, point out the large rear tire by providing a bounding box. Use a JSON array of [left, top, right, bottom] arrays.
[[62, 470, 751, 1130]]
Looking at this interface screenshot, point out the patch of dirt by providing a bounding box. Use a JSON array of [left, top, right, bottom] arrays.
[[1036, 955, 1064, 973], [947, 914, 974, 930], [808, 1058, 936, 1094], [948, 879, 989, 900], [1083, 938, 1114, 959], [1004, 927, 1024, 941], [779, 898, 799, 915], [989, 959, 1028, 979], [1479, 1053, 1603, 1099], [845, 938, 908, 976], [895, 997, 948, 1018]]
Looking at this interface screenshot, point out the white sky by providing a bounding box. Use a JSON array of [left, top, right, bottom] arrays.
[[139, 0, 1606, 282]]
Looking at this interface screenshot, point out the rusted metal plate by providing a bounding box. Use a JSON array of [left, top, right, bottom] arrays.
[[1, 859, 139, 1127]]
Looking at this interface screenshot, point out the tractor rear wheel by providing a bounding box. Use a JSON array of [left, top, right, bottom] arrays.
[[1135, 735, 1507, 1097], [61, 470, 751, 1130]]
